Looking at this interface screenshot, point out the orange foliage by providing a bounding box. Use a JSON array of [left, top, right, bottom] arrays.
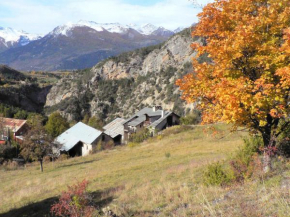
[[177, 0, 290, 145]]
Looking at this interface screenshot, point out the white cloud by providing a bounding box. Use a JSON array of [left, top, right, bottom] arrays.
[[0, 0, 213, 35]]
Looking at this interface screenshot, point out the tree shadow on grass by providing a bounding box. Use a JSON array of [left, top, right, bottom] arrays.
[[0, 189, 113, 217], [56, 159, 97, 169]]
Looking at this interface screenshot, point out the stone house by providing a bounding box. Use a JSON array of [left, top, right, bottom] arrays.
[[123, 106, 180, 141], [103, 118, 125, 144]]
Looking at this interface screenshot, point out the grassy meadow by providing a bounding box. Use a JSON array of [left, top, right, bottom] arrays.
[[0, 124, 289, 216]]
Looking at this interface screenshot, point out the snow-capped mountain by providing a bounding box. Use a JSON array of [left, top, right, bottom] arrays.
[[49, 21, 176, 37], [0, 27, 41, 47], [0, 21, 187, 71], [137, 23, 159, 35]]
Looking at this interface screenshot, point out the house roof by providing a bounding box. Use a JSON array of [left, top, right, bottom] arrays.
[[135, 107, 163, 117], [103, 118, 125, 138], [124, 107, 164, 126], [54, 122, 102, 152], [127, 115, 146, 127], [149, 111, 173, 128], [0, 118, 27, 133], [124, 107, 179, 128]]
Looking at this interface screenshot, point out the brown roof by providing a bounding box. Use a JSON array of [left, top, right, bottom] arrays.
[[0, 118, 27, 133]]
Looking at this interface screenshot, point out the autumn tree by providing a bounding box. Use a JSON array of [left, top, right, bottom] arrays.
[[177, 0, 290, 170], [45, 112, 69, 138]]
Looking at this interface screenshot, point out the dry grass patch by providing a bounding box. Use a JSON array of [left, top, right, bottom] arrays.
[[2, 124, 287, 217]]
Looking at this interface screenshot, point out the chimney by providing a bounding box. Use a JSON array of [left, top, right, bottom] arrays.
[[153, 106, 162, 112], [161, 110, 164, 118]]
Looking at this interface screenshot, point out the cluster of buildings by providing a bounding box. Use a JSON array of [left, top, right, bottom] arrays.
[[0, 106, 180, 157]]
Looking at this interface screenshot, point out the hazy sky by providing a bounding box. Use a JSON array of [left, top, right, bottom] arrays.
[[0, 0, 212, 35]]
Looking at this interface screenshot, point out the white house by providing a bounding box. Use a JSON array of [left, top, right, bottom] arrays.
[[54, 122, 105, 157]]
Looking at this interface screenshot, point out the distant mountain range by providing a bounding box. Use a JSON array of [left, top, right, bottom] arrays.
[[0, 27, 41, 52], [0, 21, 185, 71]]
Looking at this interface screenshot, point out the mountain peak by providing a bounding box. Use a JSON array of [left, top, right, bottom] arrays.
[[49, 21, 173, 37], [0, 27, 41, 46], [138, 23, 159, 35]]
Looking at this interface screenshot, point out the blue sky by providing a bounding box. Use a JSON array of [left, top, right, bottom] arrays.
[[0, 0, 212, 35], [123, 0, 162, 6]]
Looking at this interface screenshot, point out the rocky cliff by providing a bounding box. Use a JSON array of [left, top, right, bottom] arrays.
[[45, 29, 203, 122]]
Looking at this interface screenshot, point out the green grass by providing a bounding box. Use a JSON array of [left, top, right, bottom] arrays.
[[0, 125, 289, 216]]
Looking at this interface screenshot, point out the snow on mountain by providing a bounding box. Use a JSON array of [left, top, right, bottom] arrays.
[[50, 21, 133, 36], [137, 23, 159, 35], [49, 21, 176, 37], [0, 27, 41, 46], [97, 23, 129, 34], [77, 20, 105, 32]]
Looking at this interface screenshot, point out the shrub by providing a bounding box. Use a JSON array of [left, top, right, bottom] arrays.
[[103, 140, 115, 150], [229, 136, 263, 182], [161, 125, 192, 137], [51, 180, 95, 217], [129, 128, 151, 143], [0, 145, 18, 161], [58, 154, 69, 161], [88, 116, 104, 131], [93, 140, 115, 153], [95, 140, 103, 152], [180, 111, 201, 125], [203, 162, 233, 186], [45, 112, 69, 137], [165, 152, 171, 158], [276, 121, 290, 157]]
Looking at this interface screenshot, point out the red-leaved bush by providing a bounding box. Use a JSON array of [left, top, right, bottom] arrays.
[[51, 180, 95, 217]]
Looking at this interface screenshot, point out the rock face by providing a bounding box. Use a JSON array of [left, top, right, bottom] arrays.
[[0, 84, 52, 113], [90, 33, 196, 80], [45, 29, 200, 122]]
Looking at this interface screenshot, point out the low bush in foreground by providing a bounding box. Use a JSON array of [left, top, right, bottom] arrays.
[[51, 180, 96, 217], [203, 162, 233, 186], [203, 136, 280, 186]]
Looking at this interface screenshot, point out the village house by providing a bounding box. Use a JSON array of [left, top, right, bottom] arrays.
[[122, 106, 180, 141], [54, 122, 112, 157], [0, 118, 29, 144], [103, 118, 125, 144]]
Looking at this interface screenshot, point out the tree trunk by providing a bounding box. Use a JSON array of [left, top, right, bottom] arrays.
[[263, 151, 271, 173], [40, 160, 43, 172], [262, 128, 272, 173]]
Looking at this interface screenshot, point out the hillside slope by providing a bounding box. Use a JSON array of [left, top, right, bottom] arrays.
[[0, 65, 27, 81], [0, 125, 242, 215], [45, 29, 204, 121], [0, 65, 51, 112], [0, 125, 288, 216]]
